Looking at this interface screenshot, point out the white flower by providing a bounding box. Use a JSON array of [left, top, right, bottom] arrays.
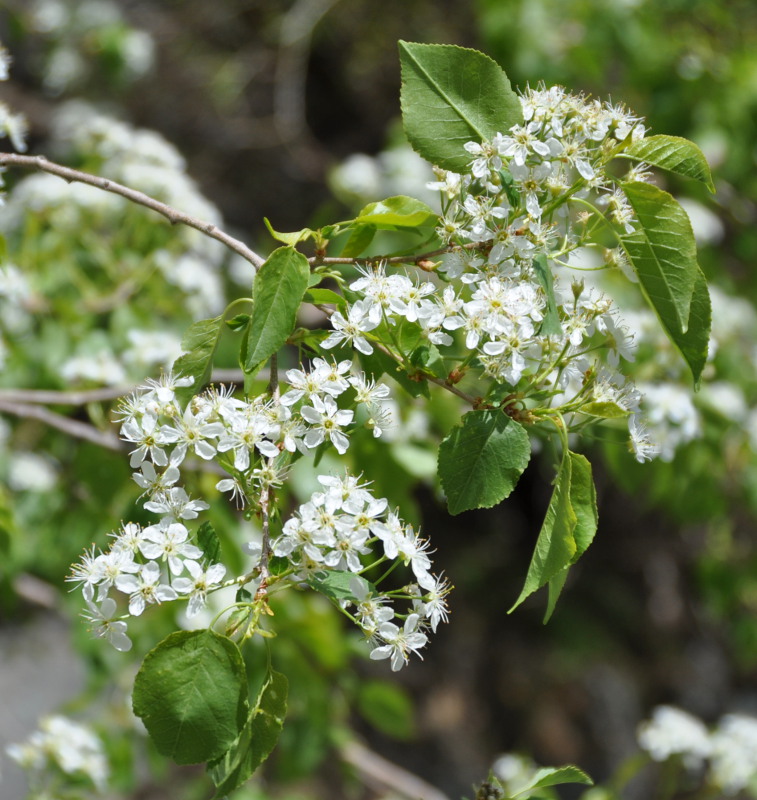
[[637, 705, 711, 768], [82, 596, 132, 652], [301, 395, 354, 454], [321, 299, 379, 355], [369, 613, 428, 671], [138, 521, 203, 575], [115, 561, 178, 616], [174, 560, 227, 617], [710, 714, 757, 793]]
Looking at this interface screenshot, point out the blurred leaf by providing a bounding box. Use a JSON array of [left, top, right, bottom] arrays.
[[357, 680, 416, 740], [533, 255, 562, 336], [133, 630, 247, 765], [439, 410, 531, 515], [515, 765, 594, 795], [307, 570, 377, 604], [399, 41, 523, 172]]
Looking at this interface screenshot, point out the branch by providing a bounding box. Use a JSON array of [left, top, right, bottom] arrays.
[[340, 740, 451, 800], [0, 152, 266, 268], [0, 399, 123, 450]]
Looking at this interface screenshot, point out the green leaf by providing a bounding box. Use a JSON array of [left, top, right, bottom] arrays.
[[264, 218, 315, 246], [244, 246, 311, 375], [133, 630, 247, 765], [399, 41, 523, 172], [197, 520, 222, 565], [669, 266, 711, 389], [581, 400, 630, 419], [340, 224, 376, 257], [304, 287, 347, 312], [623, 135, 715, 193], [354, 195, 437, 229], [226, 313, 250, 332], [173, 316, 223, 404], [357, 680, 415, 740], [209, 670, 288, 797], [307, 570, 377, 604], [568, 453, 598, 560], [620, 181, 699, 333], [438, 410, 531, 515], [510, 452, 576, 613], [532, 255, 562, 336], [410, 343, 447, 380], [357, 347, 430, 398], [516, 765, 594, 795], [516, 452, 598, 619]]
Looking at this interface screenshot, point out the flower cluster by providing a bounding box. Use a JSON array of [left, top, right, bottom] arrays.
[[322, 85, 656, 461], [7, 715, 109, 793], [638, 705, 757, 794], [272, 472, 450, 670], [70, 366, 445, 670]]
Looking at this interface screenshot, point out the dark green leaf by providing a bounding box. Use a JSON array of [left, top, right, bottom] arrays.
[[623, 135, 714, 193], [510, 452, 576, 613], [410, 343, 447, 380], [209, 671, 288, 797], [197, 521, 222, 565], [133, 630, 247, 765], [399, 41, 523, 172], [545, 567, 569, 624], [439, 410, 531, 515], [532, 255, 562, 336], [357, 347, 430, 398], [244, 246, 311, 375], [620, 181, 699, 333], [173, 316, 223, 404]]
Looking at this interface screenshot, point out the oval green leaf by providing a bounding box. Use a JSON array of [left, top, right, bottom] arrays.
[[173, 315, 224, 404], [133, 630, 248, 765], [438, 410, 531, 515], [623, 135, 714, 193], [399, 41, 523, 172], [620, 181, 699, 334], [354, 195, 437, 229], [244, 246, 310, 375]]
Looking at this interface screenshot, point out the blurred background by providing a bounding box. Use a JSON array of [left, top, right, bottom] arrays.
[[1, 1, 757, 798]]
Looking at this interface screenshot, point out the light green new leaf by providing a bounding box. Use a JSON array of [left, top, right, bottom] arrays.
[[510, 452, 576, 613], [515, 765, 594, 795], [532, 255, 562, 336], [244, 246, 310, 375], [307, 570, 378, 604], [209, 670, 288, 797], [438, 410, 531, 515], [340, 224, 376, 257], [399, 41, 523, 172], [173, 315, 223, 404], [620, 181, 699, 332], [624, 135, 714, 193], [264, 218, 315, 246], [133, 630, 247, 765], [304, 287, 347, 312], [354, 195, 437, 229], [581, 400, 630, 419], [544, 567, 569, 624]]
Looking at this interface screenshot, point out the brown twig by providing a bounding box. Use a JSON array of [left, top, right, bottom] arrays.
[[340, 740, 451, 800], [0, 152, 266, 268], [0, 399, 123, 450]]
